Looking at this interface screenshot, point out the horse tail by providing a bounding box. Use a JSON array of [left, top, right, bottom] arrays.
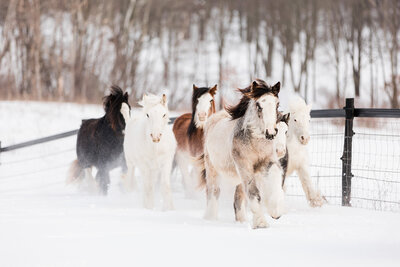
[[197, 154, 207, 189], [120, 102, 130, 126], [67, 159, 82, 184]]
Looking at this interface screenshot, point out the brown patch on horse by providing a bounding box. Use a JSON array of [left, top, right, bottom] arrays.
[[226, 80, 280, 120], [172, 113, 191, 151], [173, 85, 217, 157], [253, 158, 272, 173]]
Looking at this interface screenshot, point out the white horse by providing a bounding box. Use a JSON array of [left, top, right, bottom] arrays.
[[121, 94, 176, 210], [281, 96, 326, 207], [275, 113, 290, 159], [199, 80, 286, 229]]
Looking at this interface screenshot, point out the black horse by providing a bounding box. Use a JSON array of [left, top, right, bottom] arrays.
[[68, 85, 131, 194]]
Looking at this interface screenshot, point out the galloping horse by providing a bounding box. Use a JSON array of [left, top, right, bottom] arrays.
[[121, 94, 176, 210], [280, 96, 326, 207], [173, 84, 217, 195], [199, 80, 285, 229], [68, 85, 130, 194]]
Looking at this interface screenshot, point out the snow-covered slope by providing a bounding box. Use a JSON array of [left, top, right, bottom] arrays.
[[0, 101, 399, 267]]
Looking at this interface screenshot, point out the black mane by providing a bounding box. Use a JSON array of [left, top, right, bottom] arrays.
[[74, 85, 130, 194], [103, 85, 129, 132], [226, 79, 279, 120]]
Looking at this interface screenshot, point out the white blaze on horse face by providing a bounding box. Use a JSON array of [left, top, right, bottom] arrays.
[[142, 95, 169, 143], [195, 93, 213, 128], [257, 94, 278, 138], [275, 121, 288, 158], [290, 107, 311, 145]]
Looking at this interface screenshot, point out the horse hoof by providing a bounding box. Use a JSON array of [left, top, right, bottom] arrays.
[[309, 195, 327, 207], [235, 215, 247, 223], [252, 216, 269, 229]]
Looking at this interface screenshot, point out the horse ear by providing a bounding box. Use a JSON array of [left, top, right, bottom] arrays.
[[272, 82, 280, 96], [193, 84, 198, 90], [251, 80, 258, 91], [138, 93, 147, 107], [124, 92, 129, 101], [283, 113, 290, 124], [161, 94, 167, 106], [209, 84, 217, 96]]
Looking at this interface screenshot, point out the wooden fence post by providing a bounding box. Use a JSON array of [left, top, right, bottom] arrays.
[[341, 98, 354, 206]]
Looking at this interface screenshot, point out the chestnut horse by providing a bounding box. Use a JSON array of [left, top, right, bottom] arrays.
[[173, 84, 217, 195]]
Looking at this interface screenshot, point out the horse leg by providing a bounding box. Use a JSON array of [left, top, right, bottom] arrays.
[[84, 167, 99, 193], [204, 155, 220, 220], [176, 152, 193, 197], [246, 179, 268, 229], [160, 160, 174, 211], [233, 156, 267, 228], [296, 166, 326, 207], [142, 167, 155, 209], [264, 163, 286, 219], [96, 169, 110, 195], [234, 184, 247, 223], [121, 162, 137, 192]]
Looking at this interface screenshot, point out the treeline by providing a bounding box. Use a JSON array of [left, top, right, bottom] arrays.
[[0, 0, 399, 108]]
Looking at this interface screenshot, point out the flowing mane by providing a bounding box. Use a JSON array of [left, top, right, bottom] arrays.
[[69, 85, 130, 194], [226, 79, 279, 120], [289, 95, 311, 114], [103, 85, 128, 132]]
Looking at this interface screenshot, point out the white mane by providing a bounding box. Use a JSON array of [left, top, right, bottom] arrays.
[[138, 94, 165, 109], [289, 96, 311, 113]]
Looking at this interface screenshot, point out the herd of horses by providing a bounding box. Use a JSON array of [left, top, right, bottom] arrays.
[[68, 79, 326, 229]]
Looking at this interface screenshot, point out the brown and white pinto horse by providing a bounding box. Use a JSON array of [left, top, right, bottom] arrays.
[[173, 84, 217, 195]]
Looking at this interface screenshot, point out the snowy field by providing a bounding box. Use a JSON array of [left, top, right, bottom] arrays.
[[1, 101, 400, 267]]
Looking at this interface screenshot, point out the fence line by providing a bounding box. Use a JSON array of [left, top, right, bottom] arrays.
[[0, 99, 399, 211]]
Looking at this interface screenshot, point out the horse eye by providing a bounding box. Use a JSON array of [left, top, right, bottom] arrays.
[[163, 114, 166, 118], [285, 131, 288, 135], [146, 114, 149, 118], [294, 119, 297, 122]]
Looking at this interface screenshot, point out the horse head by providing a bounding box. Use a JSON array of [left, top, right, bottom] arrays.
[[275, 113, 290, 158], [192, 84, 217, 128], [228, 79, 280, 140], [140, 93, 170, 143], [288, 96, 311, 145]]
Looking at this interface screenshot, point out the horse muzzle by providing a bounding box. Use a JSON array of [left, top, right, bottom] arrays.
[[150, 133, 162, 143], [300, 135, 310, 145], [198, 113, 207, 122], [265, 128, 278, 140]]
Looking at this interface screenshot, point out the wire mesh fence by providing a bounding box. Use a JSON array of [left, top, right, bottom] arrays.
[[1, 104, 400, 212], [285, 117, 400, 212], [351, 118, 400, 211], [284, 118, 344, 205]]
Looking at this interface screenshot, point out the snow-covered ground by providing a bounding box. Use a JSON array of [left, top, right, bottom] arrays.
[[1, 101, 400, 267]]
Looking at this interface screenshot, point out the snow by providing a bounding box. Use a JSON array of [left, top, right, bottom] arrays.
[[1, 101, 400, 267]]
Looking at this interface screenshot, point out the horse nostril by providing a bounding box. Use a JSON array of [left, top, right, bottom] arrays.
[[273, 216, 281, 220], [301, 136, 305, 140]]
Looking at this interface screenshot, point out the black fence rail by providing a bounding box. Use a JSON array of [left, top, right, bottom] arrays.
[[1, 98, 399, 211]]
